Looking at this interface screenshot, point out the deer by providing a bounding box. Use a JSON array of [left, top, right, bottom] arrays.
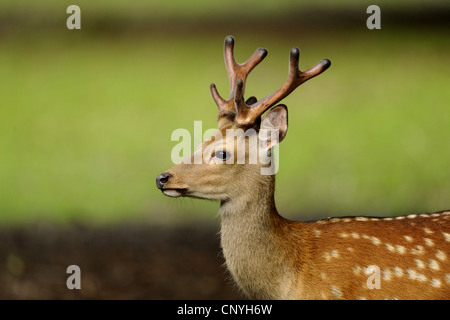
[[156, 36, 450, 300]]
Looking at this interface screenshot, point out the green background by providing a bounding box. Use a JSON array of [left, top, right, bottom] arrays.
[[0, 0, 449, 225]]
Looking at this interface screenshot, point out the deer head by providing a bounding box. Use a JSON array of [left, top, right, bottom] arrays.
[[156, 36, 331, 201]]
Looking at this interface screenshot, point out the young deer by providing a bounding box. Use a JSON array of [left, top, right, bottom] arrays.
[[156, 36, 450, 300]]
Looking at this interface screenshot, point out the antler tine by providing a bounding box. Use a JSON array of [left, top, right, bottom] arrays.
[[236, 48, 331, 126], [234, 78, 246, 109], [210, 36, 267, 117]]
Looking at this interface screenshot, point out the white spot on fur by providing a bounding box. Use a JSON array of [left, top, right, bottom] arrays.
[[330, 286, 343, 299], [404, 235, 414, 242], [396, 216, 405, 220], [394, 267, 403, 277], [445, 274, 450, 285], [324, 250, 339, 262], [314, 229, 321, 237], [415, 259, 425, 269], [384, 217, 393, 221], [407, 269, 427, 282], [443, 232, 450, 242], [347, 247, 354, 252], [430, 278, 442, 288], [430, 213, 440, 217], [330, 250, 340, 258], [429, 259, 440, 271], [435, 250, 446, 261], [424, 238, 434, 247], [385, 243, 395, 252], [410, 245, 425, 255], [382, 269, 392, 281], [339, 233, 348, 238], [423, 228, 434, 234], [417, 273, 427, 282], [396, 245, 406, 255], [407, 268, 417, 280], [407, 214, 417, 219], [371, 236, 381, 245], [353, 265, 363, 275], [351, 232, 360, 239], [356, 217, 369, 222]]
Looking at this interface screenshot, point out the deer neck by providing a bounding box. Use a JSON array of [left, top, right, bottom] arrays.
[[218, 176, 297, 299]]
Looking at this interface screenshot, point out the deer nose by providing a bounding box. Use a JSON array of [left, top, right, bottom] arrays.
[[156, 172, 172, 190]]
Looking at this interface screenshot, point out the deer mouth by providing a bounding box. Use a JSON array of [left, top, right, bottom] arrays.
[[162, 188, 187, 198]]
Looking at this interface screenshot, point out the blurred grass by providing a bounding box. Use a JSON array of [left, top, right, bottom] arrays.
[[1, 0, 449, 36], [1, 0, 445, 17], [0, 3, 449, 224]]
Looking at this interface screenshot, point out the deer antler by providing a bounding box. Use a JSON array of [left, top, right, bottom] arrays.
[[236, 48, 331, 126], [210, 36, 331, 127], [210, 36, 267, 118]]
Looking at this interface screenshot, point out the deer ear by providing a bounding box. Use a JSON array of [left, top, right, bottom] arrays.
[[260, 104, 288, 149]]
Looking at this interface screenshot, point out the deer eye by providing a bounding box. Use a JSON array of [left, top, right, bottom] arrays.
[[214, 150, 231, 160]]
